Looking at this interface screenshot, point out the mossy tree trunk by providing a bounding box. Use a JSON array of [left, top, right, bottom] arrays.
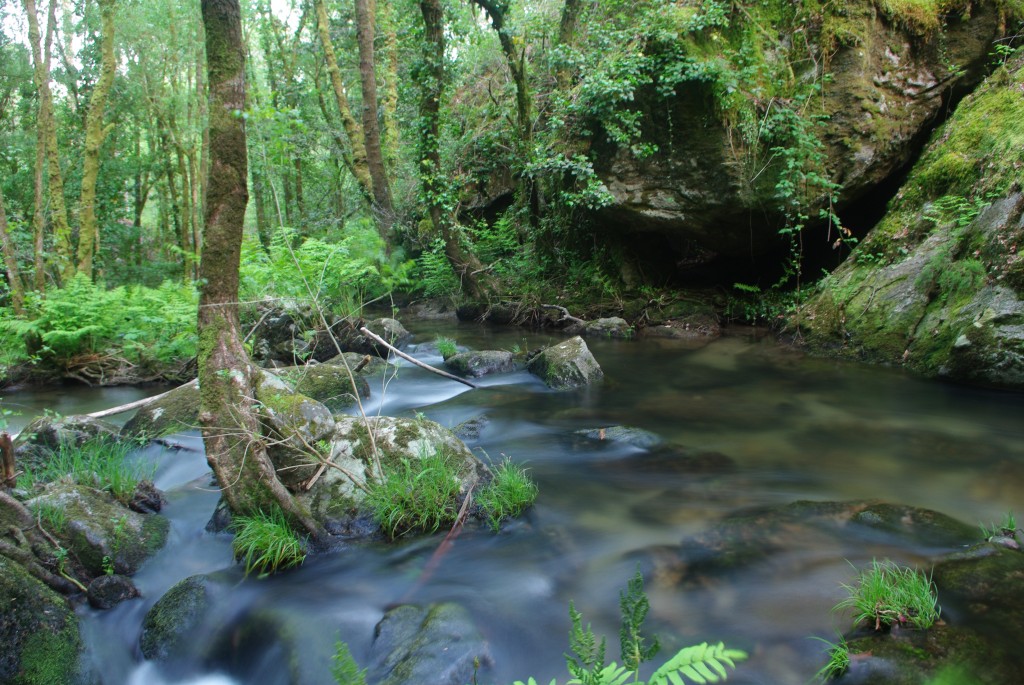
[[198, 0, 324, 539], [76, 0, 118, 279], [379, 0, 401, 169], [0, 185, 25, 314], [419, 0, 489, 300]]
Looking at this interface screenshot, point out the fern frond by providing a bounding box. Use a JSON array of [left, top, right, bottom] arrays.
[[648, 642, 748, 685], [513, 679, 559, 685]]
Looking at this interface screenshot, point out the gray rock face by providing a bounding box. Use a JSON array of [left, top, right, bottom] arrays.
[[296, 416, 491, 534], [526, 336, 604, 390], [340, 318, 412, 357], [368, 603, 492, 685], [443, 350, 515, 378]]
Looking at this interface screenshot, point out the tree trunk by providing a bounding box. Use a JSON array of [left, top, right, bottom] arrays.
[[31, 103, 46, 291], [556, 0, 584, 88], [354, 0, 395, 237], [199, 0, 323, 539], [379, 0, 400, 169], [0, 185, 25, 315], [24, 0, 74, 283], [419, 0, 487, 300], [76, 0, 118, 278], [313, 0, 375, 206]]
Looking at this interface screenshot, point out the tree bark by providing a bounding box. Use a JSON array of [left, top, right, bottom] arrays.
[[76, 0, 118, 278], [24, 0, 74, 283], [379, 0, 400, 169], [199, 0, 323, 539], [0, 185, 25, 315], [556, 0, 584, 88], [419, 0, 488, 300], [354, 0, 395, 236], [313, 0, 375, 206]]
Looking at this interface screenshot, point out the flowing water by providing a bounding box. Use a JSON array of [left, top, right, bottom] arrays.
[[16, 324, 1024, 684]]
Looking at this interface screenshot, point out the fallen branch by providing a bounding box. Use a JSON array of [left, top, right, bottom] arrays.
[[541, 303, 586, 328], [358, 327, 478, 389], [401, 484, 476, 602], [85, 381, 195, 419]]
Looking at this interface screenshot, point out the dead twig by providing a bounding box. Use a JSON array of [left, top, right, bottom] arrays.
[[358, 327, 478, 389]]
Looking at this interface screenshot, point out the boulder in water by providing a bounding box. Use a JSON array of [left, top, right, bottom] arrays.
[[443, 350, 515, 378], [526, 336, 604, 390]]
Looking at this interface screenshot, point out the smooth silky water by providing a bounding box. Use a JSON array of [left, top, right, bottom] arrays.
[[15, 323, 1023, 684]]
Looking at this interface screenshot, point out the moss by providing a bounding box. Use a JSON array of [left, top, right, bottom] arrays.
[[18, 622, 81, 685]]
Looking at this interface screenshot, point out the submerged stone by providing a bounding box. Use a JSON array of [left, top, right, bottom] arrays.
[[87, 574, 140, 610]]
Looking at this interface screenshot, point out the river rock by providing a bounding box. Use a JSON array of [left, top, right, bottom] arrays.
[[368, 603, 493, 685], [526, 336, 604, 390], [338, 318, 412, 358], [443, 350, 515, 378], [14, 414, 121, 471], [0, 555, 83, 684], [255, 371, 336, 490], [296, 416, 491, 536], [248, 301, 343, 366], [324, 351, 394, 376], [27, 482, 169, 576], [275, 364, 371, 413], [121, 380, 199, 439], [933, 543, 1024, 647], [572, 425, 663, 450], [140, 573, 226, 662], [87, 574, 140, 610], [584, 317, 633, 338]]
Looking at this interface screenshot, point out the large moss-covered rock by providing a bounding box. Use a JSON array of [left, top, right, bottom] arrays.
[[0, 555, 82, 684], [526, 336, 604, 390], [15, 414, 121, 472], [800, 52, 1024, 388], [140, 574, 224, 662], [276, 364, 370, 412], [295, 416, 491, 534], [27, 483, 169, 576], [368, 603, 492, 685], [443, 350, 515, 378], [121, 380, 199, 439]]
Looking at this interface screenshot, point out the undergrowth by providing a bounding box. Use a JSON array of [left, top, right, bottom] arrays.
[[20, 437, 154, 506], [231, 506, 307, 577]]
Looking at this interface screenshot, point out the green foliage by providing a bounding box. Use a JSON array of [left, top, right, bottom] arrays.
[[365, 450, 462, 539], [29, 501, 68, 535], [516, 571, 746, 685], [835, 559, 941, 631], [0, 274, 197, 369], [414, 238, 462, 299], [812, 635, 850, 681], [435, 336, 459, 360], [475, 457, 539, 532], [22, 438, 154, 506], [980, 511, 1018, 540], [231, 506, 307, 577], [331, 639, 367, 685]]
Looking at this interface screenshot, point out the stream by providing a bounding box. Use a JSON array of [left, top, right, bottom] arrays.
[[14, 323, 1024, 684]]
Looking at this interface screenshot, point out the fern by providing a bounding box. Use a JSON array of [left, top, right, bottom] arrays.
[[648, 642, 747, 685], [566, 600, 608, 685], [331, 640, 367, 685], [620, 569, 660, 671]]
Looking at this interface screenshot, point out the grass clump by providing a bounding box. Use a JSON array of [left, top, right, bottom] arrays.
[[812, 635, 850, 681], [836, 559, 940, 631], [475, 457, 538, 532], [980, 510, 1018, 540], [365, 450, 461, 539], [24, 438, 153, 505], [231, 506, 307, 577], [331, 639, 367, 685], [435, 336, 458, 360]]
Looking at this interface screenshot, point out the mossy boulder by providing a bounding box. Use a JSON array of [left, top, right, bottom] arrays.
[[526, 336, 604, 390], [27, 482, 169, 576], [584, 317, 633, 339], [0, 555, 83, 684], [443, 350, 515, 378], [139, 573, 228, 662], [121, 380, 199, 439], [296, 415, 492, 535], [15, 414, 121, 472], [368, 603, 492, 685], [800, 52, 1024, 389], [324, 351, 394, 376], [933, 544, 1024, 645], [276, 364, 371, 413]]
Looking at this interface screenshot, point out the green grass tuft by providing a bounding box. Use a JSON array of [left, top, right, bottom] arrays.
[[434, 336, 458, 360], [835, 559, 941, 631], [231, 507, 307, 577], [475, 457, 538, 532], [812, 635, 850, 681], [24, 438, 154, 505], [365, 450, 462, 539]]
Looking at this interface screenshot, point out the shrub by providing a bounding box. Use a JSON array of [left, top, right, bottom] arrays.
[[836, 559, 940, 631], [231, 506, 307, 577], [475, 457, 538, 532], [365, 450, 462, 539]]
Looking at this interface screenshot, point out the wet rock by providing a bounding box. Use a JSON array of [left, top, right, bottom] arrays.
[[339, 318, 412, 358], [276, 364, 371, 413], [121, 380, 199, 440], [0, 555, 83, 684], [87, 574, 140, 610], [296, 416, 491, 535], [324, 351, 394, 376], [572, 425, 663, 450], [140, 574, 223, 662], [248, 302, 341, 366], [15, 414, 121, 470], [27, 482, 169, 577], [932, 544, 1024, 645], [368, 603, 493, 685], [584, 317, 633, 338], [526, 336, 604, 390], [443, 350, 515, 378], [255, 371, 336, 490], [453, 415, 490, 443]]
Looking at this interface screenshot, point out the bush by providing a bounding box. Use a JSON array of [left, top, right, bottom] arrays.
[[475, 457, 538, 532], [365, 450, 462, 539], [231, 507, 307, 576]]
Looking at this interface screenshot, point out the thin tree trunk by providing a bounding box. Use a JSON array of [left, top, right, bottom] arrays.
[[354, 0, 395, 237], [199, 0, 323, 539], [556, 0, 583, 88], [77, 0, 118, 278], [313, 0, 374, 205], [24, 0, 74, 283], [419, 0, 487, 300], [379, 0, 400, 169], [31, 110, 46, 291], [0, 185, 25, 314]]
